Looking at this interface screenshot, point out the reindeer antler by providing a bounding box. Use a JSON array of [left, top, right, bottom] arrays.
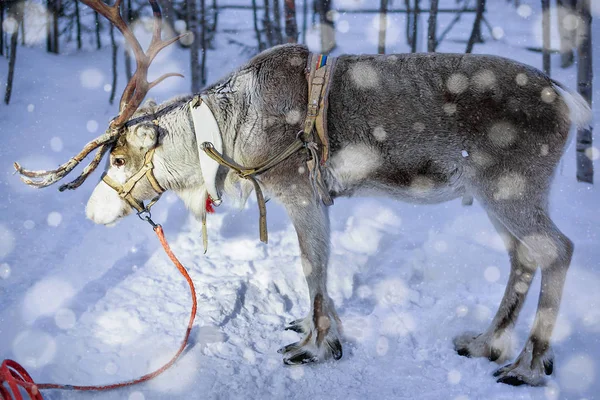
[[15, 0, 186, 190]]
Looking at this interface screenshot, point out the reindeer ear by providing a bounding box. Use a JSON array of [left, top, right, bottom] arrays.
[[143, 99, 157, 108], [128, 123, 158, 149]]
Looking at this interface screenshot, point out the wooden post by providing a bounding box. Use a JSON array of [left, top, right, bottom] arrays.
[[576, 0, 593, 183]]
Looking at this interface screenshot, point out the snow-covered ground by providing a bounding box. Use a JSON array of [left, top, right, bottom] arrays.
[[1, 1, 599, 399]]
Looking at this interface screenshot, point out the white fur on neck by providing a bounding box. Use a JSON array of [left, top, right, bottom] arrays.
[[190, 97, 223, 205]]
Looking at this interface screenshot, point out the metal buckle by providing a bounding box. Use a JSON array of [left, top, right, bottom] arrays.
[[137, 208, 158, 229]]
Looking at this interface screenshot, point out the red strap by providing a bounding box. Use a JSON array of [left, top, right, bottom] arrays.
[[0, 225, 196, 399]]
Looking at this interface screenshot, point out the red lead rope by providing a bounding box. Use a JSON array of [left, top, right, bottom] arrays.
[[0, 225, 197, 400]]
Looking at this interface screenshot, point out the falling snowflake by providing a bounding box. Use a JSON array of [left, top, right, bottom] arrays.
[[129, 392, 145, 400], [447, 369, 461, 384], [27, 104, 35, 113], [0, 263, 11, 279], [484, 266, 500, 283], [23, 220, 35, 230], [80, 68, 104, 89], [50, 136, 63, 152], [517, 4, 532, 18], [54, 308, 76, 330], [0, 224, 15, 259], [47, 211, 62, 227], [87, 120, 99, 133]]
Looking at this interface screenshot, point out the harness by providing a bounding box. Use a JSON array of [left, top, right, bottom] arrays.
[[105, 52, 336, 250], [101, 147, 165, 213]]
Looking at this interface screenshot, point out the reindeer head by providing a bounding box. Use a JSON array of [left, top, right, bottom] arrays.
[[14, 0, 186, 225]]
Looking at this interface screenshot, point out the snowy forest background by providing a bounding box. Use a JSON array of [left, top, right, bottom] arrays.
[[0, 0, 599, 399]]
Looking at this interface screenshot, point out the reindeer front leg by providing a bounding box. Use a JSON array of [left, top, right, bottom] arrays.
[[278, 186, 343, 365]]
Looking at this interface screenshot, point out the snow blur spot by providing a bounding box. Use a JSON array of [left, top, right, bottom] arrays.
[[298, 166, 306, 174], [461, 150, 469, 158], [285, 109, 302, 125], [453, 395, 469, 400], [456, 305, 469, 317], [27, 104, 35, 112], [514, 281, 529, 294], [148, 350, 198, 393], [488, 121, 517, 148], [380, 312, 415, 336], [289, 56, 303, 67], [343, 315, 371, 342], [585, 146, 599, 161], [55, 308, 76, 330], [447, 74, 469, 94], [447, 369, 462, 384], [492, 27, 504, 39], [0, 263, 11, 279], [474, 304, 491, 322], [50, 136, 63, 152], [179, 30, 194, 46], [105, 362, 119, 375], [337, 20, 350, 33], [174, 20, 186, 33], [372, 126, 387, 141], [544, 381, 560, 400], [13, 330, 57, 368], [471, 150, 493, 167], [103, 84, 112, 92], [409, 176, 434, 196], [494, 173, 526, 200], [434, 240, 448, 252], [443, 103, 457, 115], [87, 120, 99, 133], [413, 122, 425, 133], [23, 278, 75, 322], [0, 224, 16, 259], [2, 17, 18, 34], [541, 87, 557, 103], [80, 68, 104, 89], [47, 211, 63, 227], [376, 336, 389, 356], [472, 70, 497, 91], [484, 266, 500, 282], [517, 4, 532, 18], [23, 220, 35, 230], [129, 392, 145, 400], [552, 314, 572, 342], [289, 365, 305, 380], [516, 73, 528, 86], [375, 279, 408, 306], [562, 13, 580, 31], [541, 144, 549, 156], [95, 310, 146, 345], [330, 143, 382, 184], [524, 234, 558, 265], [357, 285, 372, 299], [559, 354, 595, 391], [349, 62, 380, 89]]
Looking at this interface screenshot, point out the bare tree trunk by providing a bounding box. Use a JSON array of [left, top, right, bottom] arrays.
[[301, 0, 307, 44], [75, 0, 82, 50], [109, 24, 118, 104], [263, 0, 274, 47], [0, 2, 4, 56], [284, 0, 298, 43], [123, 0, 132, 81], [378, 0, 388, 54], [252, 0, 265, 50], [52, 0, 60, 54], [428, 0, 438, 52], [405, 0, 412, 46], [5, 5, 21, 105], [557, 0, 576, 68], [187, 0, 201, 92], [20, 6, 25, 46], [46, 0, 52, 52], [576, 0, 593, 183], [157, 0, 177, 36], [317, 0, 335, 53], [200, 0, 207, 86], [411, 0, 419, 53], [95, 11, 102, 49], [273, 0, 283, 44], [541, 0, 551, 74], [208, 0, 218, 48], [466, 0, 485, 53]]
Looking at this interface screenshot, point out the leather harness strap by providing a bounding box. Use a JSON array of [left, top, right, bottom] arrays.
[[102, 147, 165, 213]]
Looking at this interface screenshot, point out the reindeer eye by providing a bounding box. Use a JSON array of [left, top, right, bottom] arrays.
[[113, 158, 126, 167]]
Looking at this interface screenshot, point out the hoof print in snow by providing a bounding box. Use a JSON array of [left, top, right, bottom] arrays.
[[496, 375, 527, 386], [283, 351, 318, 365]]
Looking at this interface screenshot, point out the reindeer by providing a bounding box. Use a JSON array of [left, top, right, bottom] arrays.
[[15, 0, 591, 388]]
